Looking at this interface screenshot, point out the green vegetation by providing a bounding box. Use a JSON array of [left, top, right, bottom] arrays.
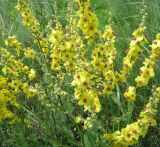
[[0, 0, 160, 146]]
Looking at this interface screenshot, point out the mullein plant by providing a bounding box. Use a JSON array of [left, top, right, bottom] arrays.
[[0, 36, 37, 123], [135, 33, 160, 87], [16, 0, 49, 54], [0, 0, 160, 146], [104, 87, 160, 147]]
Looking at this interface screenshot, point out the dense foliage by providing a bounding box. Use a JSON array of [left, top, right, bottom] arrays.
[[0, 0, 160, 146]]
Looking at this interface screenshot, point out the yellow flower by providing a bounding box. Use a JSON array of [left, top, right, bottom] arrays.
[[0, 76, 8, 88], [76, 0, 100, 42], [75, 116, 82, 124], [83, 117, 93, 129], [25, 86, 37, 97], [72, 71, 92, 89], [61, 52, 73, 62], [2, 66, 12, 75], [91, 99, 101, 113], [21, 83, 29, 93], [9, 79, 22, 92], [124, 86, 136, 101], [140, 66, 154, 78], [135, 76, 148, 87], [5, 36, 22, 55], [28, 69, 36, 80], [22, 66, 29, 74], [104, 70, 116, 82], [91, 58, 104, 71], [24, 47, 36, 59], [132, 26, 146, 44], [150, 39, 160, 49], [49, 28, 63, 44], [51, 59, 61, 71], [78, 91, 94, 107], [102, 25, 113, 41]]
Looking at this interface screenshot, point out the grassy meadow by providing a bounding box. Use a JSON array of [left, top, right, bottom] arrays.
[[0, 0, 160, 146]]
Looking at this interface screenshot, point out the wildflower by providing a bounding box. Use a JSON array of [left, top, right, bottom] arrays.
[[16, 0, 48, 54], [22, 66, 29, 74], [135, 76, 148, 87], [83, 117, 93, 129], [118, 25, 146, 83], [24, 47, 36, 59], [78, 91, 94, 107], [49, 28, 63, 44], [28, 69, 36, 80], [9, 79, 22, 92], [28, 87, 37, 97], [5, 36, 22, 55], [135, 59, 155, 87], [104, 87, 160, 146], [76, 0, 100, 43], [75, 116, 82, 124], [124, 86, 136, 101]]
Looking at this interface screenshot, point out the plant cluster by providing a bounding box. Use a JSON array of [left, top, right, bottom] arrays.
[[0, 0, 160, 146]]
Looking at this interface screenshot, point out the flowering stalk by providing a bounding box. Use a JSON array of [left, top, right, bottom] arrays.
[[135, 33, 160, 87], [76, 0, 100, 43], [16, 0, 49, 54], [104, 87, 160, 146]]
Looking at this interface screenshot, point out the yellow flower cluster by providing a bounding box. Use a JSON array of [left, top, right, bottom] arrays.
[[91, 44, 107, 71], [73, 8, 118, 112], [135, 58, 155, 87], [62, 39, 77, 71], [67, 15, 87, 64], [72, 25, 117, 113], [49, 25, 80, 71], [5, 36, 36, 59], [124, 86, 136, 101], [103, 25, 117, 66], [5, 36, 22, 56], [49, 26, 64, 45], [0, 78, 35, 124], [91, 25, 117, 95], [98, 70, 116, 95], [0, 47, 37, 97], [92, 25, 117, 72], [0, 40, 37, 123], [0, 76, 19, 122], [49, 26, 64, 70], [150, 33, 160, 60], [117, 26, 147, 83], [72, 70, 101, 113], [135, 33, 160, 87], [16, 0, 48, 53], [104, 87, 160, 146], [76, 0, 100, 43], [1, 0, 159, 144], [75, 115, 96, 130], [24, 47, 36, 59]]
